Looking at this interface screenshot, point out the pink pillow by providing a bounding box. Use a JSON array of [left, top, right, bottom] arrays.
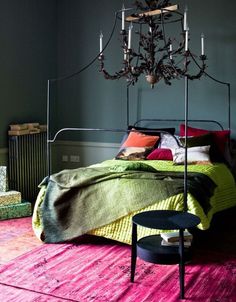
[[147, 148, 173, 160], [179, 124, 230, 155]]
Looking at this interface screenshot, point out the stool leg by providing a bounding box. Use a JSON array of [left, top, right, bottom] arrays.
[[131, 223, 137, 282], [179, 229, 185, 299]]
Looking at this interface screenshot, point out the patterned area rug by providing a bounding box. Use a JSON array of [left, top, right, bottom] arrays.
[[0, 237, 236, 302]]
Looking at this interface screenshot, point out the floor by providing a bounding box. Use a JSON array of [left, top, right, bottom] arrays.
[[0, 217, 43, 264], [0, 208, 236, 266]]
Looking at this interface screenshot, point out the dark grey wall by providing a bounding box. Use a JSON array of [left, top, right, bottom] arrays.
[[54, 0, 128, 143], [0, 0, 57, 148], [1, 0, 235, 149], [54, 0, 236, 142]]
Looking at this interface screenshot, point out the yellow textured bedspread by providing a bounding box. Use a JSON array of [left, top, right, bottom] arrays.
[[32, 160, 236, 244]]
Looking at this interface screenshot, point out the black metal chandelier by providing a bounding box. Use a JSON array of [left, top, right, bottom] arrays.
[[98, 0, 207, 87]]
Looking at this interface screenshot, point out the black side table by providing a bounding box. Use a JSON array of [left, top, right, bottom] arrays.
[[131, 210, 200, 300]]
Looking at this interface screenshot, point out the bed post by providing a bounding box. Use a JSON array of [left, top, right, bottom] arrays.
[[46, 79, 51, 177], [126, 84, 130, 128], [184, 75, 189, 212]]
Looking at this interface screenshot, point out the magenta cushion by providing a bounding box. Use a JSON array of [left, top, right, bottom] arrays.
[[147, 148, 173, 160]]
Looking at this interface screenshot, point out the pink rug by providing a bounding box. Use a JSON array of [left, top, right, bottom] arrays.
[[0, 238, 236, 302], [0, 217, 42, 264]]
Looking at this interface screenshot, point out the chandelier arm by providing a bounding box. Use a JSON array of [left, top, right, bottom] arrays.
[[99, 11, 128, 78], [100, 11, 142, 84], [188, 51, 228, 84], [101, 67, 131, 80], [182, 51, 206, 80]]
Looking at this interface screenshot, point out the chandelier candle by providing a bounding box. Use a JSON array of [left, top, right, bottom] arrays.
[[184, 6, 188, 31], [201, 33, 205, 56], [128, 22, 133, 49], [122, 4, 125, 31], [185, 30, 189, 51], [99, 31, 103, 54], [169, 43, 173, 60]]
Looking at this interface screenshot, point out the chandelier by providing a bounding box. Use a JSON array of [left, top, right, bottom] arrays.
[[98, 0, 207, 88]]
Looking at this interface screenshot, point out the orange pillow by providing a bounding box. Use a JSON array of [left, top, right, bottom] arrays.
[[122, 129, 159, 148]]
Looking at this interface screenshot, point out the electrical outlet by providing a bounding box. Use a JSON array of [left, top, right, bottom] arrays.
[[62, 155, 69, 162], [70, 155, 80, 163]]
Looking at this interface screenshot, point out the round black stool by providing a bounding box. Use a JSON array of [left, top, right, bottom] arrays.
[[131, 210, 200, 300]]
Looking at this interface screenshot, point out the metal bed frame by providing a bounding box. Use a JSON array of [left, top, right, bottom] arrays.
[[46, 13, 231, 213]]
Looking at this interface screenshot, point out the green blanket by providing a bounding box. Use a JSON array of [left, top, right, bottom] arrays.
[[41, 162, 216, 243]]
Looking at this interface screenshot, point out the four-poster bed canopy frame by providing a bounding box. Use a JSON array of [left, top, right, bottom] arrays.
[[46, 0, 231, 211], [43, 3, 233, 299]]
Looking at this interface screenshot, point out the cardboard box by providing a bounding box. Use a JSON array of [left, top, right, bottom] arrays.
[[0, 200, 32, 220], [0, 166, 8, 192], [0, 191, 21, 206]]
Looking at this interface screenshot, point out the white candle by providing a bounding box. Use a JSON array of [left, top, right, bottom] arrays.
[[169, 43, 173, 59], [100, 31, 103, 53], [184, 6, 188, 31], [201, 33, 205, 55], [185, 30, 189, 51], [122, 4, 125, 31], [128, 22, 133, 49]]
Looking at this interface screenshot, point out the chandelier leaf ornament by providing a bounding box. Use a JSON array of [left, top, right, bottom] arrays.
[[98, 0, 207, 88]]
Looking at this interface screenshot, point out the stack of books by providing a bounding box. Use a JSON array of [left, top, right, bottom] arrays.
[[0, 166, 32, 220], [8, 123, 47, 136], [160, 231, 193, 247]]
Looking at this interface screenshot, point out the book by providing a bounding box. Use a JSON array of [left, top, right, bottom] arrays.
[[29, 128, 40, 134], [39, 125, 47, 132], [161, 239, 192, 247], [9, 124, 28, 131], [160, 230, 193, 243], [0, 191, 21, 206], [0, 200, 32, 220], [8, 129, 30, 136], [25, 123, 40, 129], [0, 166, 8, 192]]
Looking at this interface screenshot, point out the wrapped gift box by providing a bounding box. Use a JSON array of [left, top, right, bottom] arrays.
[[0, 200, 32, 220], [0, 191, 21, 206], [0, 166, 8, 192]]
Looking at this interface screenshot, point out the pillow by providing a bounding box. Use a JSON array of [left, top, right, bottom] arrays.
[[179, 133, 223, 162], [121, 129, 159, 148], [179, 133, 213, 148], [119, 133, 129, 146], [128, 125, 175, 136], [115, 147, 152, 160], [172, 145, 211, 164], [159, 133, 180, 149], [147, 148, 173, 160], [179, 124, 230, 155]]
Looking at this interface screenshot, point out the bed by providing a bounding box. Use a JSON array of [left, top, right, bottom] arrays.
[[32, 120, 236, 244]]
